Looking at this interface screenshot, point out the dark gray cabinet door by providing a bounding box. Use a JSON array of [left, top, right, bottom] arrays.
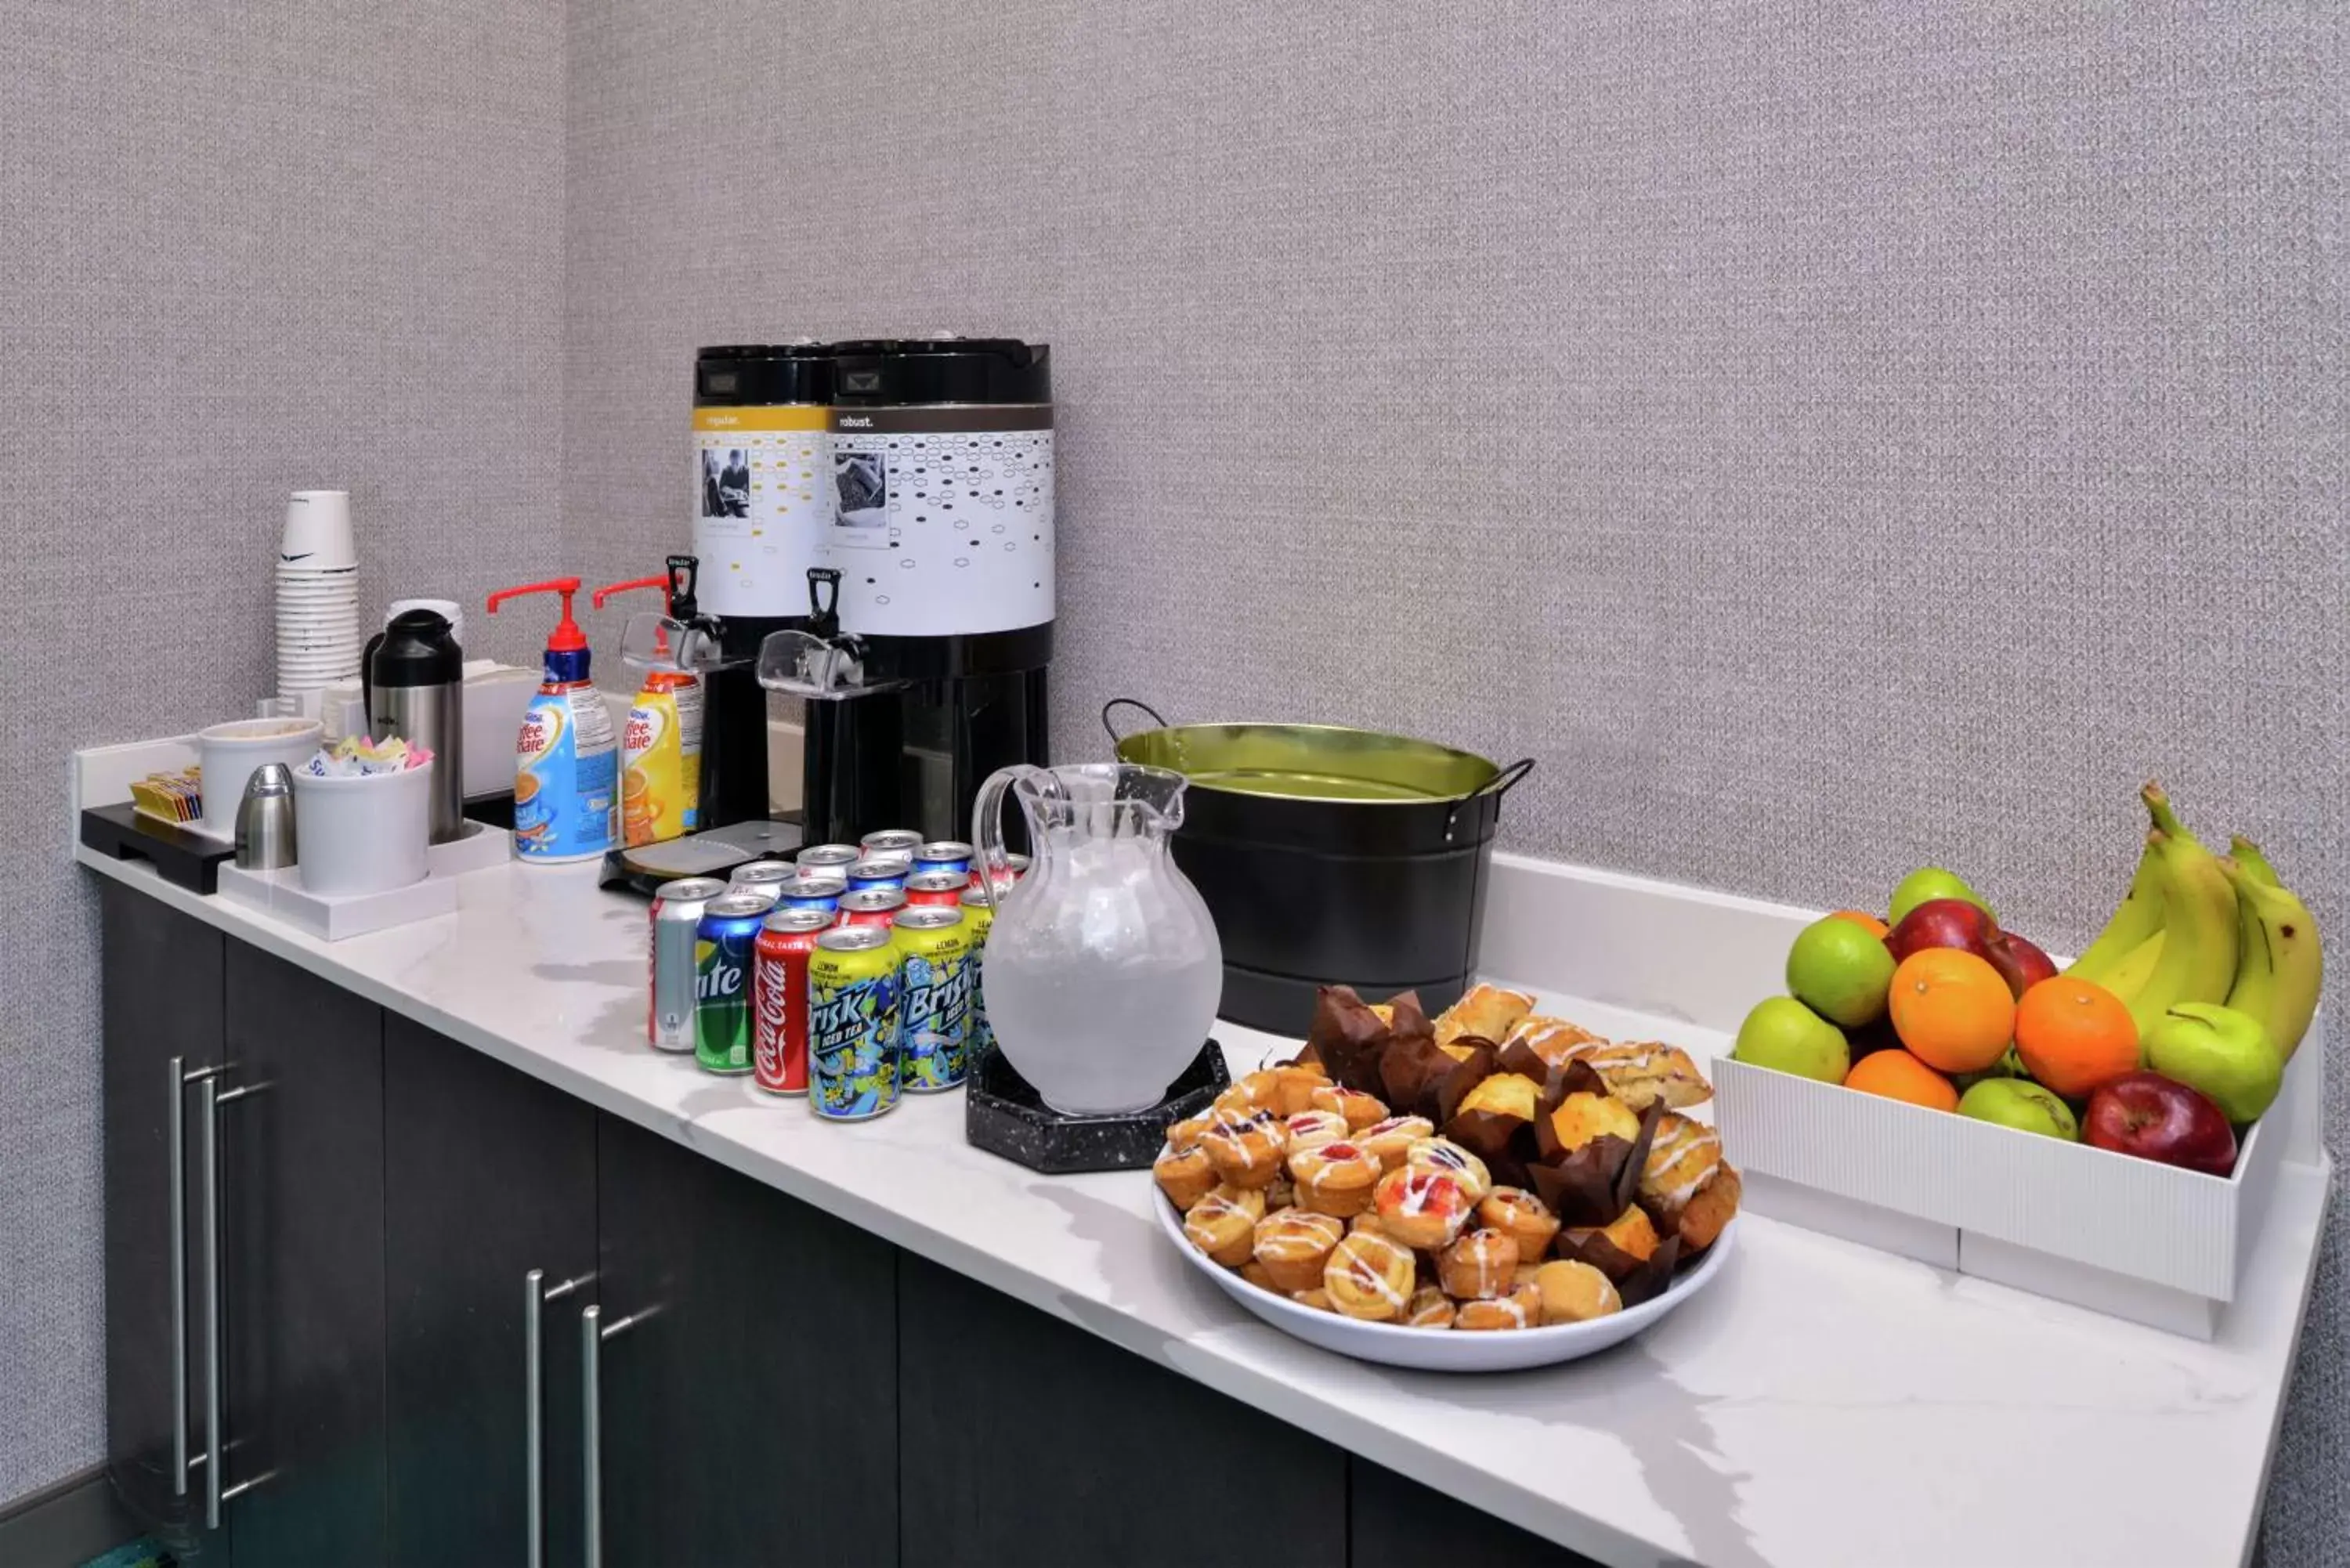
[[219, 940, 389, 1568], [384, 1017, 598, 1568], [1348, 1460, 1599, 1567], [593, 1113, 898, 1567], [897, 1252, 1347, 1568], [99, 880, 226, 1552]]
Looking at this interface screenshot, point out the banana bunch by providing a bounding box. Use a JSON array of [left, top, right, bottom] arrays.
[[2068, 784, 2323, 1057]]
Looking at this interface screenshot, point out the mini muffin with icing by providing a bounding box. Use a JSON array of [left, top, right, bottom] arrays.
[[1371, 1166, 1474, 1249], [1405, 1136, 1492, 1202], [1289, 1139, 1383, 1218], [1322, 1230, 1416, 1321], [1152, 1131, 1218, 1210], [1639, 1112, 1741, 1252], [1310, 1083, 1388, 1132], [1253, 1208, 1347, 1292], [1477, 1187, 1561, 1258], [1404, 1286, 1456, 1328], [1283, 1108, 1350, 1154], [1437, 1228, 1521, 1300], [1452, 1281, 1542, 1331], [1200, 1107, 1289, 1189], [1359, 1115, 1436, 1172], [1181, 1183, 1267, 1266]]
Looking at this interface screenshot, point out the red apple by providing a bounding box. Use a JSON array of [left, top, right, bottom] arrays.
[[2083, 1072, 2237, 1176], [1885, 898, 2002, 966], [1986, 932, 2059, 1000]]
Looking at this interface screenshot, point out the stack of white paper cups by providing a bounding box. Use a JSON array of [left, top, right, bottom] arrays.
[[277, 490, 361, 698]]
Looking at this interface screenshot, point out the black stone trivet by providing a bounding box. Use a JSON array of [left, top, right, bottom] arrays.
[[80, 803, 237, 894], [965, 1042, 1229, 1174]]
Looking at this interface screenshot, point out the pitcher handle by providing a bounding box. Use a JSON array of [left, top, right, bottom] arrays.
[[973, 764, 1053, 912], [1101, 699, 1170, 747]]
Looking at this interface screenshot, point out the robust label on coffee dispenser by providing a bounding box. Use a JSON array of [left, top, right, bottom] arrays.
[[823, 404, 1054, 640], [692, 404, 831, 620]]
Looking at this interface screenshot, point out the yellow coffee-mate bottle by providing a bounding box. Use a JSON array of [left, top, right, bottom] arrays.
[[620, 668, 703, 846]]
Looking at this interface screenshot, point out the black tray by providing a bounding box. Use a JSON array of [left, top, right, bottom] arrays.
[[965, 1042, 1229, 1174], [80, 803, 236, 894]]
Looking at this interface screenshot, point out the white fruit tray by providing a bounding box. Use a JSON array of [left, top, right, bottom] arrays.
[[1472, 853, 2330, 1341]]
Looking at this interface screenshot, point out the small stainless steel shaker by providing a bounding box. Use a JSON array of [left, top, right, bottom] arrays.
[[235, 762, 298, 870]]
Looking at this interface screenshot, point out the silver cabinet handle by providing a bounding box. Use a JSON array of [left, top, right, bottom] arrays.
[[201, 1075, 266, 1530], [580, 1302, 656, 1568], [525, 1268, 589, 1568], [171, 1059, 230, 1501]]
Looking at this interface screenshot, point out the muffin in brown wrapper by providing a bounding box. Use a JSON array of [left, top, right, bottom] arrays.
[[1431, 1040, 1500, 1125], [1379, 1028, 1459, 1118], [1440, 1109, 1532, 1189], [1303, 985, 1394, 1096], [1527, 1137, 1636, 1227], [1553, 1227, 1684, 1306]]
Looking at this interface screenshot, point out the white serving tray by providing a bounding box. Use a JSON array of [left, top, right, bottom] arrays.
[[213, 822, 512, 941]]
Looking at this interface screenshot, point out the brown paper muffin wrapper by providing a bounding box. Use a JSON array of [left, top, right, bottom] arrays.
[[1553, 1228, 1685, 1307], [1301, 985, 1394, 1096]]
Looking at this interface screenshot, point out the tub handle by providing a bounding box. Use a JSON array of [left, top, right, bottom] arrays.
[[1101, 698, 1170, 746], [1444, 757, 1535, 841]]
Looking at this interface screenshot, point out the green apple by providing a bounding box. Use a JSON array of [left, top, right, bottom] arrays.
[[2144, 1003, 2283, 1123], [1732, 996, 1850, 1085], [1889, 866, 1994, 924], [1956, 1078, 2079, 1140], [1786, 916, 1897, 1028]]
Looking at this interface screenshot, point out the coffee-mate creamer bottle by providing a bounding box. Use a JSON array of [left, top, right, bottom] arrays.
[[486, 576, 617, 862], [591, 576, 703, 847]]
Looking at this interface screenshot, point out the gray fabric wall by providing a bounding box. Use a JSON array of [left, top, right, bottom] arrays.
[[0, 0, 564, 1506], [565, 2, 2346, 1560]]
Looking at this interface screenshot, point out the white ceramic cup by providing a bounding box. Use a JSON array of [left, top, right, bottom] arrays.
[[280, 490, 356, 571], [291, 761, 432, 897], [197, 717, 326, 835]]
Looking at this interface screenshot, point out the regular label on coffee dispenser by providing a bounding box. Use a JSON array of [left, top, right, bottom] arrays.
[[692, 405, 831, 620]]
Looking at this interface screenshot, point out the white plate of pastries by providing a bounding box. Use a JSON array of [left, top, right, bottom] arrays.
[[1152, 984, 1741, 1371]]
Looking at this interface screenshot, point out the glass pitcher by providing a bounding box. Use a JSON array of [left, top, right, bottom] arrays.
[[974, 762, 1223, 1115]]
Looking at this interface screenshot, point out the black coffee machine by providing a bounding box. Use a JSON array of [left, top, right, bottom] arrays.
[[609, 338, 1053, 887], [794, 338, 1054, 844]]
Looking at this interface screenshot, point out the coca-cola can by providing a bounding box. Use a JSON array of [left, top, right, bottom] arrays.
[[649, 877, 728, 1052], [902, 869, 970, 909], [754, 908, 833, 1095], [836, 887, 906, 930]]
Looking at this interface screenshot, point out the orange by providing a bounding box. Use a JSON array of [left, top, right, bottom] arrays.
[[2014, 977, 2140, 1097], [1829, 909, 1891, 939], [1887, 948, 2016, 1074], [1843, 1049, 1959, 1111]]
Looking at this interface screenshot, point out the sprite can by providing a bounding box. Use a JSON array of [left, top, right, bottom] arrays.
[[891, 907, 972, 1092], [808, 927, 902, 1121], [693, 892, 769, 1075], [958, 881, 997, 1061]]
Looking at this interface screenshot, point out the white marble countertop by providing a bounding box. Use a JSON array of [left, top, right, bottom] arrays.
[[77, 846, 2328, 1568]]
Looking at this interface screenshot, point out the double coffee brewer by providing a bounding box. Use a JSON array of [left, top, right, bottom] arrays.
[[605, 337, 1054, 891]]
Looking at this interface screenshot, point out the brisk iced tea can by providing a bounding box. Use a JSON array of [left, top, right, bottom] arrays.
[[902, 869, 968, 909], [693, 892, 768, 1075], [796, 844, 862, 873], [836, 887, 905, 930], [891, 907, 971, 1092], [912, 840, 974, 879], [808, 926, 901, 1121], [729, 860, 797, 895], [649, 877, 727, 1053], [775, 873, 845, 916], [753, 907, 832, 1096], [959, 881, 997, 1060], [846, 857, 909, 894], [859, 829, 922, 858]]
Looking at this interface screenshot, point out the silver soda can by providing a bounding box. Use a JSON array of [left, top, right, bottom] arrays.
[[796, 844, 862, 872], [649, 876, 728, 1052], [730, 860, 797, 892], [859, 829, 923, 858]]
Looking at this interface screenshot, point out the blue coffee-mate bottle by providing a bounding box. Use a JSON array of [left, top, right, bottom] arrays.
[[485, 576, 617, 862]]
